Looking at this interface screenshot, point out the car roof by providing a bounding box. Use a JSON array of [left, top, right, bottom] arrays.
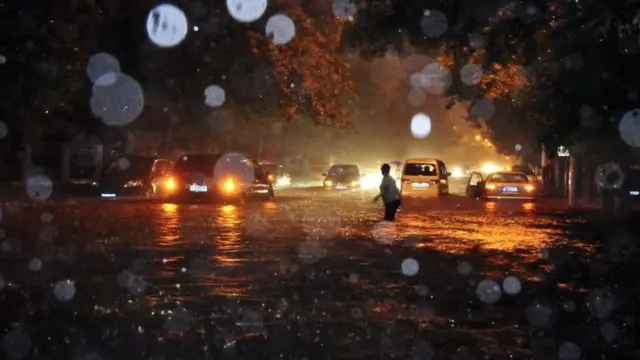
[[404, 158, 442, 163], [488, 171, 529, 178]]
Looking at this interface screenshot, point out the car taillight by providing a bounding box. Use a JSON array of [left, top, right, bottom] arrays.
[[165, 177, 176, 191], [525, 184, 535, 192], [222, 177, 236, 193], [486, 183, 496, 190]]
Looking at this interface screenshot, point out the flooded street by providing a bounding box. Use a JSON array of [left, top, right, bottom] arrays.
[[1, 190, 639, 359]]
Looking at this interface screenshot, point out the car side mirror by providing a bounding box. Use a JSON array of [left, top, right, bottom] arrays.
[[322, 173, 327, 177]]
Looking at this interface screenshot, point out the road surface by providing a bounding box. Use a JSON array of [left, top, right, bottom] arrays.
[[0, 188, 638, 359]]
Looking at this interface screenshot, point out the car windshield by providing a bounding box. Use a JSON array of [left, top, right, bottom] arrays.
[[173, 154, 219, 175], [327, 165, 359, 178], [404, 163, 437, 176], [488, 172, 529, 183]]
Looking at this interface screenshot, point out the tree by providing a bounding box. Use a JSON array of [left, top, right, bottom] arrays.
[[249, 0, 355, 127]]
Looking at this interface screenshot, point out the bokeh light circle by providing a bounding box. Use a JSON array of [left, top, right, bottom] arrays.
[[332, 0, 357, 19], [145, 3, 189, 48], [90, 73, 144, 127], [476, 279, 502, 304], [53, 280, 76, 301], [227, 0, 267, 23], [204, 85, 226, 108], [421, 63, 452, 94], [420, 10, 447, 38], [470, 99, 495, 119], [460, 63, 483, 85], [213, 152, 255, 188], [595, 162, 624, 190], [401, 258, 419, 276], [265, 14, 295, 45], [86, 53, 120, 85], [618, 109, 640, 147], [26, 175, 53, 201], [410, 113, 432, 139]]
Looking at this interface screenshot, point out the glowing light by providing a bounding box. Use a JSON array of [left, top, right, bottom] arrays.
[[145, 4, 189, 48], [227, 0, 267, 23], [165, 178, 176, 191], [223, 178, 236, 193], [481, 163, 501, 174], [451, 167, 464, 178], [410, 112, 432, 139]]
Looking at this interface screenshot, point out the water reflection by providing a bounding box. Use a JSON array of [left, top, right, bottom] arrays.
[[157, 203, 180, 247]]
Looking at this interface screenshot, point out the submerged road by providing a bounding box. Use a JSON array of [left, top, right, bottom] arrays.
[[0, 188, 639, 359]]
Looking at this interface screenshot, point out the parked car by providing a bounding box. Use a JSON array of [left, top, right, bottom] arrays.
[[99, 155, 165, 198]]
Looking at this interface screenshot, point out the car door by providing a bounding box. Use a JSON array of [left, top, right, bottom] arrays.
[[438, 161, 449, 194], [466, 172, 484, 198]]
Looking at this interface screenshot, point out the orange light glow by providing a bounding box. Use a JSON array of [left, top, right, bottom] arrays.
[[165, 177, 176, 191], [223, 178, 236, 193], [525, 184, 535, 192], [486, 184, 496, 190]]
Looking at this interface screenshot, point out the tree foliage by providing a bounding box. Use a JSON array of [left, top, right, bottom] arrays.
[[343, 0, 640, 156]]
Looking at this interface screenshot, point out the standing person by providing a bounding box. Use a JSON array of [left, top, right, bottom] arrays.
[[373, 163, 401, 221]]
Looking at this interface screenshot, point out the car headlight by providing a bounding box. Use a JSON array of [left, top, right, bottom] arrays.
[[351, 180, 360, 187], [124, 180, 143, 188], [324, 180, 333, 187]]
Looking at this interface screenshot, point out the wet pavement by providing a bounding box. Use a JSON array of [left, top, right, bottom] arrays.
[[1, 188, 639, 359]]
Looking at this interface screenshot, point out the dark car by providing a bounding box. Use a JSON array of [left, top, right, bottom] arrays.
[[322, 164, 362, 190], [99, 155, 158, 198], [169, 153, 274, 202]]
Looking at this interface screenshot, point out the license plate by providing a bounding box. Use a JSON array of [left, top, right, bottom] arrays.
[[336, 185, 347, 190], [412, 182, 427, 188], [502, 186, 518, 193], [630, 190, 639, 196], [189, 184, 208, 192]]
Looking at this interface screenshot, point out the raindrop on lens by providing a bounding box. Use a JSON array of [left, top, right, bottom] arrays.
[[468, 33, 486, 49], [348, 273, 358, 284], [298, 240, 323, 264], [332, 0, 357, 19], [26, 175, 53, 201], [470, 99, 495, 119], [116, 157, 130, 170], [213, 152, 255, 186], [476, 279, 502, 304], [410, 113, 432, 139], [1, 328, 32, 360], [204, 85, 226, 108], [421, 63, 452, 94], [457, 261, 472, 275], [226, 0, 267, 23], [407, 88, 426, 106], [53, 280, 76, 301], [28, 258, 42, 271], [165, 307, 193, 333], [265, 14, 295, 45], [526, 302, 553, 328], [86, 53, 120, 85], [460, 64, 483, 85], [515, 143, 523, 152], [558, 341, 581, 360], [420, 10, 447, 38], [401, 258, 419, 276], [600, 322, 617, 343], [145, 4, 189, 48], [40, 211, 53, 223], [618, 109, 640, 147], [371, 221, 396, 244], [90, 73, 144, 127], [502, 276, 522, 295]]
